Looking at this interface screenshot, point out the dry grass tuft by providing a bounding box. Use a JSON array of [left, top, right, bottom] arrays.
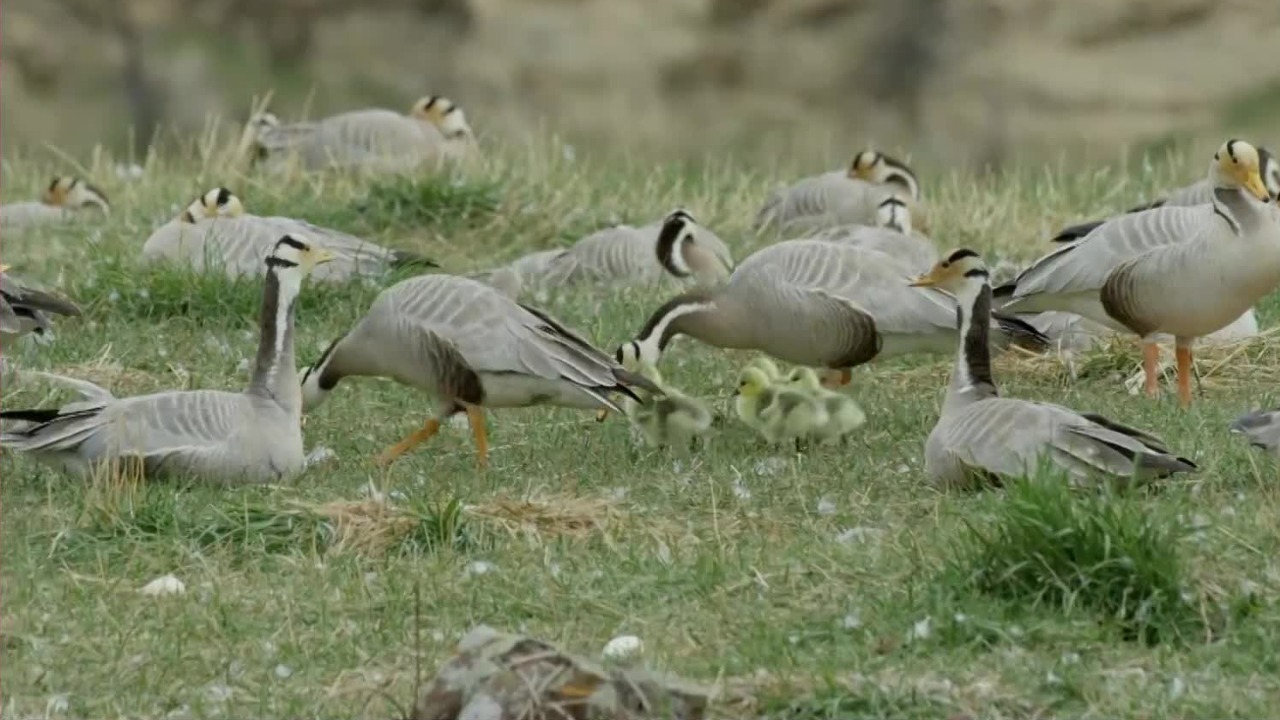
[[462, 493, 627, 541], [304, 498, 427, 556]]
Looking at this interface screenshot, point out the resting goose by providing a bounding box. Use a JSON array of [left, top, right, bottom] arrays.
[[616, 239, 1047, 387], [142, 187, 436, 282], [753, 150, 923, 236], [999, 139, 1278, 407], [0, 264, 82, 343], [249, 95, 476, 173], [299, 274, 659, 469], [0, 177, 110, 230], [1052, 146, 1279, 243], [539, 209, 734, 288], [466, 249, 567, 299], [910, 249, 1197, 489], [0, 235, 335, 483], [1230, 408, 1280, 456], [809, 196, 937, 273]]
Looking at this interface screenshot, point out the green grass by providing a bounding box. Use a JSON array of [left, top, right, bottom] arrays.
[[4, 134, 1280, 720]]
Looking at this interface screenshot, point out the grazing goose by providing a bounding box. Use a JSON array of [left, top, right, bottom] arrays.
[[249, 96, 476, 173], [753, 150, 923, 236], [142, 187, 436, 282], [0, 264, 82, 343], [0, 235, 335, 483], [539, 209, 735, 289], [616, 240, 1047, 387], [999, 139, 1278, 407], [809, 196, 937, 273], [1052, 146, 1279, 243], [299, 274, 658, 469], [0, 177, 110, 230], [910, 249, 1197, 490], [1229, 408, 1280, 456]]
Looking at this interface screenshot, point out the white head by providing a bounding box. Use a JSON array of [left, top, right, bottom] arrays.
[[1260, 146, 1280, 201], [1209, 139, 1271, 202], [179, 187, 245, 223], [654, 208, 733, 284], [42, 176, 110, 213], [908, 248, 990, 305], [849, 150, 920, 200], [299, 335, 345, 413], [616, 295, 718, 368], [874, 196, 912, 234], [411, 96, 474, 141], [265, 233, 335, 297]]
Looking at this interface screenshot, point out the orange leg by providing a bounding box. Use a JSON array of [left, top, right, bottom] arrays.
[[466, 405, 489, 469], [1175, 345, 1193, 409], [820, 368, 853, 390], [595, 408, 611, 423], [375, 418, 442, 467], [1141, 342, 1160, 398]]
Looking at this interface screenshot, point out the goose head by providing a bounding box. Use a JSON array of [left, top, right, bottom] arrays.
[[616, 292, 719, 368], [874, 196, 912, 234], [1210, 139, 1271, 202], [785, 366, 824, 392], [300, 335, 345, 412], [909, 248, 990, 295], [655, 208, 733, 284], [42, 176, 110, 213], [179, 187, 245, 223], [849, 150, 920, 200], [1260, 146, 1280, 201], [733, 367, 773, 398], [411, 96, 474, 141], [266, 233, 335, 274]]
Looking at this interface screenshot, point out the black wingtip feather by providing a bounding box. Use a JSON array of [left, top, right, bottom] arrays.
[[1050, 219, 1106, 243], [0, 408, 64, 423], [992, 311, 1050, 352], [390, 250, 440, 269]]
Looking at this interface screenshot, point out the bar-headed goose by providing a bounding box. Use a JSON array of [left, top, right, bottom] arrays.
[[0, 235, 335, 483], [809, 196, 937, 273], [0, 264, 82, 343], [1230, 408, 1280, 456], [299, 274, 658, 469], [249, 95, 477, 173], [616, 239, 1047, 387], [539, 209, 734, 288], [999, 139, 1278, 407], [753, 150, 923, 236], [1052, 146, 1279, 243], [142, 187, 436, 282], [0, 177, 110, 230], [910, 249, 1196, 490]]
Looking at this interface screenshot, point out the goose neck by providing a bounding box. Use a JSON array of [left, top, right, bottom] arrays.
[[248, 267, 303, 411], [944, 279, 999, 414]]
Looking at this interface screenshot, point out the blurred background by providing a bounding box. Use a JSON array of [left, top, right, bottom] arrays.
[[2, 0, 1278, 169]]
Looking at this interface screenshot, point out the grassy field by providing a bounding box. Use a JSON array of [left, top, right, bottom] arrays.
[[3, 136, 1280, 719]]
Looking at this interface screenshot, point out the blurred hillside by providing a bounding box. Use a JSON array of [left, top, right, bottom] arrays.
[[2, 0, 1278, 168]]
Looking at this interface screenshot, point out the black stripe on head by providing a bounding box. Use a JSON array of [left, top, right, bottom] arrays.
[[945, 248, 981, 264], [636, 289, 717, 351], [880, 197, 907, 209], [423, 96, 438, 111], [47, 178, 60, 193], [964, 268, 989, 279], [443, 103, 458, 115], [216, 187, 232, 206], [83, 182, 108, 205], [1226, 139, 1241, 162], [275, 235, 308, 252], [265, 257, 299, 269], [655, 211, 695, 278]]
